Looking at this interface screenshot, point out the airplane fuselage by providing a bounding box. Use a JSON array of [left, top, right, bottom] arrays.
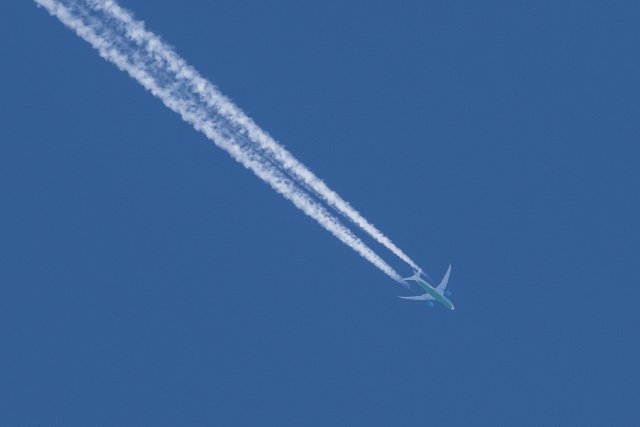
[[416, 278, 455, 310]]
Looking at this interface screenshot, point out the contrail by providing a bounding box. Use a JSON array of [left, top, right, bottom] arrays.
[[35, 0, 405, 282], [87, 0, 423, 273]]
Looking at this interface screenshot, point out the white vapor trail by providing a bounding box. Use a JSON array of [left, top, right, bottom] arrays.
[[87, 0, 422, 273], [35, 0, 411, 281]]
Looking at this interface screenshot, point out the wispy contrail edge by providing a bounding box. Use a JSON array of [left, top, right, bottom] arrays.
[[90, 0, 423, 273], [35, 0, 405, 282]]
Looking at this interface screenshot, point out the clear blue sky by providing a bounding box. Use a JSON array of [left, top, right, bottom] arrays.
[[2, 1, 638, 425]]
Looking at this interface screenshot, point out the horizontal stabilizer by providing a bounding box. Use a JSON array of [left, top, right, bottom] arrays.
[[399, 293, 434, 301], [401, 270, 423, 282]]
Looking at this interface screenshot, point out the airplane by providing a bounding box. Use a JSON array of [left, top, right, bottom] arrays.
[[399, 265, 454, 310]]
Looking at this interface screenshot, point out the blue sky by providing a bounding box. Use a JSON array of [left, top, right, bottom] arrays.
[[1, 0, 639, 425]]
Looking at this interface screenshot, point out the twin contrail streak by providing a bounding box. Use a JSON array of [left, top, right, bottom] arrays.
[[86, 0, 423, 273], [35, 0, 419, 282]]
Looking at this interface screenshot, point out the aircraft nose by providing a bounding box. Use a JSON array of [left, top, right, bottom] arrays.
[[451, 305, 455, 311]]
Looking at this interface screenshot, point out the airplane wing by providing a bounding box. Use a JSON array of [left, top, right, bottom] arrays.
[[435, 264, 452, 294], [399, 293, 435, 301]]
